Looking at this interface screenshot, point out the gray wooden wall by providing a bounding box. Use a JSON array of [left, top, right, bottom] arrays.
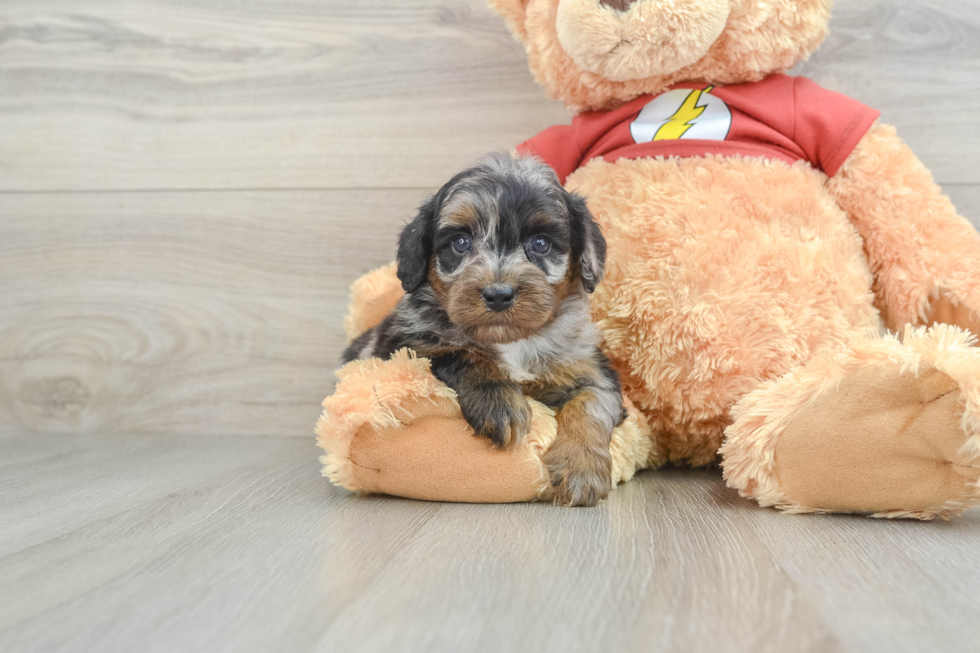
[[2, 0, 978, 439]]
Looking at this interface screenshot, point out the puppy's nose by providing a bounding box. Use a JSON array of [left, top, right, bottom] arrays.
[[481, 285, 517, 312], [599, 0, 641, 11]]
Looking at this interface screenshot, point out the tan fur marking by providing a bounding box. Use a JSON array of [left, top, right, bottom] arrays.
[[439, 202, 479, 230], [428, 257, 450, 303]]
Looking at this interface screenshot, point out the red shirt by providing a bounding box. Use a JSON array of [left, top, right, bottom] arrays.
[[517, 74, 880, 184]]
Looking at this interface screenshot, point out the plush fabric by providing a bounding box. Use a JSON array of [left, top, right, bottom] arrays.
[[721, 325, 980, 520], [316, 347, 661, 502], [566, 154, 879, 465], [826, 122, 980, 334], [516, 74, 881, 184], [342, 262, 403, 342], [490, 0, 832, 112], [315, 0, 980, 518]]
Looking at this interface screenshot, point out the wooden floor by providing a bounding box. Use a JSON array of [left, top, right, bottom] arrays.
[[2, 433, 979, 653], [2, 0, 980, 651]]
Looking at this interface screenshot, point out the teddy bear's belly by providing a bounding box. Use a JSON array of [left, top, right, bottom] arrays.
[[567, 156, 882, 465]]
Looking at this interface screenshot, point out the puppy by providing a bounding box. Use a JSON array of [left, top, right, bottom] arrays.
[[343, 152, 625, 506]]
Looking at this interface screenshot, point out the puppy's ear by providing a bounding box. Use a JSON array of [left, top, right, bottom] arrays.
[[566, 191, 606, 294], [396, 195, 437, 293]]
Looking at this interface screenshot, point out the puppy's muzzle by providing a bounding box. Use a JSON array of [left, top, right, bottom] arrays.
[[482, 284, 517, 312]]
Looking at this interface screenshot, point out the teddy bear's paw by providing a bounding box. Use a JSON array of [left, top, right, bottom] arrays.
[[543, 440, 613, 507], [458, 381, 533, 449], [926, 290, 980, 341], [772, 361, 980, 519]]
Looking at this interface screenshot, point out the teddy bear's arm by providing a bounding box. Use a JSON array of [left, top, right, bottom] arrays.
[[827, 121, 980, 335]]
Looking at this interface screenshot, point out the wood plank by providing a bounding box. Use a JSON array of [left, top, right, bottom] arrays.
[[0, 189, 426, 438], [0, 433, 291, 559], [0, 0, 568, 191], [747, 508, 980, 653], [1, 185, 977, 439], [2, 433, 978, 653], [946, 185, 980, 227], [0, 435, 447, 651], [0, 434, 838, 653], [1, 0, 978, 191], [314, 469, 839, 653]]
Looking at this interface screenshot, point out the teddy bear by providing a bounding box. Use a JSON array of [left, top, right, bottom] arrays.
[[317, 0, 980, 519]]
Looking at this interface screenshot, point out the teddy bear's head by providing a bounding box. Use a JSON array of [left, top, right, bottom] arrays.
[[490, 0, 833, 111]]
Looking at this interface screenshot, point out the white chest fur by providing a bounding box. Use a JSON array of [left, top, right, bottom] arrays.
[[495, 295, 600, 383]]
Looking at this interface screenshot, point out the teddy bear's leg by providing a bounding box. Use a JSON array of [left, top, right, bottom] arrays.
[[720, 325, 980, 519], [317, 350, 659, 503], [343, 263, 404, 341], [828, 122, 980, 335]]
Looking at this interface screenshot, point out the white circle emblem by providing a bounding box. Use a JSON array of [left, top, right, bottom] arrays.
[[629, 87, 733, 143]]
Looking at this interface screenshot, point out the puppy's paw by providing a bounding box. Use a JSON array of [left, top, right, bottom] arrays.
[[459, 382, 532, 449], [543, 441, 612, 507]]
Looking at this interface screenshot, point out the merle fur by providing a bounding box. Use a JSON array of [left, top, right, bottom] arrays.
[[342, 153, 622, 461]]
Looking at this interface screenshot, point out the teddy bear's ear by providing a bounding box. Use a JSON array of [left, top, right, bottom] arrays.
[[565, 190, 606, 294], [488, 0, 531, 42]]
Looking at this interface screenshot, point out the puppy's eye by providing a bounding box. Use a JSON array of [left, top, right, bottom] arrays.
[[451, 235, 472, 254], [530, 236, 551, 254]]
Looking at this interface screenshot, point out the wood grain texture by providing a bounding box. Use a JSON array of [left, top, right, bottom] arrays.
[[0, 190, 429, 437], [1, 3, 978, 651], [947, 185, 980, 223], [794, 0, 980, 184], [1, 186, 976, 438], [0, 0, 978, 190], [0, 0, 568, 191], [0, 433, 289, 559], [753, 512, 980, 653], [1, 433, 978, 653], [1, 0, 978, 438]]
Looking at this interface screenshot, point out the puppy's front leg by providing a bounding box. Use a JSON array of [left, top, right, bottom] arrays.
[[544, 388, 619, 507], [430, 351, 532, 448]]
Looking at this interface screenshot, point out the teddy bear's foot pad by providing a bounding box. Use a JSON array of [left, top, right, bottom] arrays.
[[927, 291, 980, 339], [773, 362, 980, 519]]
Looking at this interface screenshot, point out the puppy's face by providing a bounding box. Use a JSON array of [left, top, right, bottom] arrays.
[[396, 153, 606, 345], [430, 182, 571, 345]]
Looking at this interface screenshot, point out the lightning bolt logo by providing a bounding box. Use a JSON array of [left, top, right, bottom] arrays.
[[653, 86, 715, 141]]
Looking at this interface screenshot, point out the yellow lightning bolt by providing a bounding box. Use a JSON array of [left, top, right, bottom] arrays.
[[653, 86, 714, 141]]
